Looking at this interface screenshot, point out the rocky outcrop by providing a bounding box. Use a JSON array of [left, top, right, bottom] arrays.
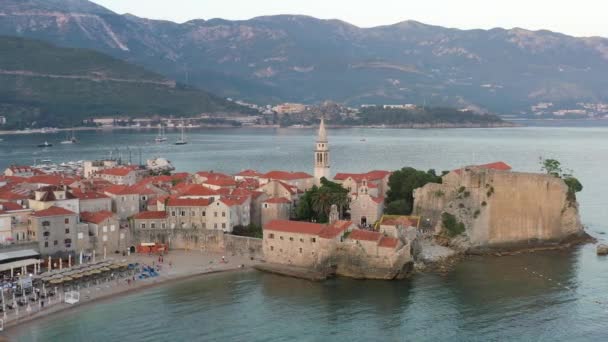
[[328, 242, 413, 280], [413, 169, 586, 252]]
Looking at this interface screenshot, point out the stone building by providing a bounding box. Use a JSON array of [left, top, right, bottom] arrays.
[[349, 181, 385, 227], [104, 185, 140, 220], [72, 189, 112, 213], [95, 166, 139, 185], [261, 197, 292, 227], [334, 170, 391, 197], [132, 211, 168, 231], [166, 197, 212, 229], [260, 171, 314, 192], [29, 206, 82, 256], [80, 211, 125, 255]]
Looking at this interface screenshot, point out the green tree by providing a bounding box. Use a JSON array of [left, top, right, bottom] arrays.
[[385, 167, 442, 215], [295, 178, 349, 223], [540, 158, 562, 177], [540, 157, 583, 201]]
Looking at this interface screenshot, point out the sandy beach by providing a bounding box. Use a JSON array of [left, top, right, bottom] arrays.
[[1, 250, 258, 334]]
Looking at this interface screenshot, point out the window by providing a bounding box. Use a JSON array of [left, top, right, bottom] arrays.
[[44, 241, 48, 248], [171, 223, 175, 229], [311, 238, 316, 243], [141, 223, 146, 229], [270, 246, 274, 251], [289, 237, 293, 241], [42, 221, 50, 227], [53, 240, 58, 246], [299, 248, 302, 253], [151, 223, 156, 229], [214, 212, 218, 217], [222, 223, 226, 229], [202, 211, 206, 217], [64, 238, 72, 244], [162, 223, 166, 229], [264, 203, 268, 209], [103, 226, 108, 233], [65, 228, 70, 234], [64, 218, 70, 224], [269, 233, 275, 239], [110, 225, 115, 232], [191, 211, 195, 216], [299, 238, 304, 242], [120, 233, 125, 239], [102, 235, 108, 242], [280, 236, 284, 240], [181, 211, 186, 217], [78, 232, 84, 240], [171, 211, 176, 217], [142, 196, 147, 201], [43, 231, 50, 237]]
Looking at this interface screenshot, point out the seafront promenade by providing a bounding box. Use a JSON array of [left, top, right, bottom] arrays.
[[2, 250, 257, 332]]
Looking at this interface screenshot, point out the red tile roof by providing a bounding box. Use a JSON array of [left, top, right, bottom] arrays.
[[203, 177, 236, 187], [26, 175, 78, 186], [132, 211, 167, 220], [32, 206, 76, 217], [98, 167, 136, 177], [264, 197, 291, 204], [80, 211, 114, 224], [348, 229, 382, 242], [378, 236, 399, 248], [220, 197, 248, 206], [262, 171, 313, 181], [0, 189, 30, 201], [71, 189, 109, 200], [236, 169, 263, 177], [264, 220, 325, 235], [334, 170, 391, 182], [453, 161, 512, 175], [0, 202, 25, 211], [103, 185, 129, 195], [166, 197, 211, 207], [176, 184, 219, 197], [318, 220, 352, 239]]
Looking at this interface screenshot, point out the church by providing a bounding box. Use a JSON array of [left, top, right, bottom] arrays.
[[313, 118, 389, 227]]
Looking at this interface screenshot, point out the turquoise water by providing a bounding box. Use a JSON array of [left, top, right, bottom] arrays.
[[3, 126, 608, 341]]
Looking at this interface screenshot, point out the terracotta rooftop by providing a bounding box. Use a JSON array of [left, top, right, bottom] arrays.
[[264, 197, 291, 204], [334, 170, 391, 182], [262, 171, 313, 181], [348, 229, 382, 242], [166, 197, 211, 207], [0, 202, 25, 211], [318, 220, 352, 239], [132, 211, 167, 220], [176, 184, 218, 197], [379, 215, 419, 228], [26, 175, 79, 186], [32, 206, 76, 217], [264, 220, 325, 235], [71, 189, 109, 200], [453, 161, 512, 175], [98, 167, 136, 177], [236, 169, 263, 177], [378, 236, 399, 249], [203, 177, 236, 187], [220, 197, 248, 206], [80, 211, 114, 224]]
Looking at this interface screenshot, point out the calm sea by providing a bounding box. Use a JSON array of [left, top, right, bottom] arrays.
[[3, 126, 608, 341]]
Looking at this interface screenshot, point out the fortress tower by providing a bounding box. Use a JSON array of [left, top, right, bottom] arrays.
[[314, 117, 330, 186]]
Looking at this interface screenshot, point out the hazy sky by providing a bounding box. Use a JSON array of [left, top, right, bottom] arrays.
[[91, 0, 606, 37]]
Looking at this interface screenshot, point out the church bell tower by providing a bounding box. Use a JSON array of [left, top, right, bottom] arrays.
[[314, 117, 330, 186]]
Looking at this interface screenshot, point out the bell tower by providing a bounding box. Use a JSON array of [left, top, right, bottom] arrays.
[[314, 117, 330, 186]]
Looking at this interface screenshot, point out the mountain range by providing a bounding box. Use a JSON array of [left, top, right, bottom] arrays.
[[0, 35, 250, 129], [2, 0, 608, 114]]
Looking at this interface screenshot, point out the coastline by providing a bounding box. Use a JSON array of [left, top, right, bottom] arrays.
[[2, 250, 258, 334], [0, 122, 518, 136]]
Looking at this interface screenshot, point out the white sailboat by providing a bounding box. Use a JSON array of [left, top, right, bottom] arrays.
[[60, 130, 77, 144], [155, 124, 167, 142], [175, 120, 188, 145]]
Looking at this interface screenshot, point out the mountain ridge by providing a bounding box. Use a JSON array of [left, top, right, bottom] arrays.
[[2, 0, 608, 115]]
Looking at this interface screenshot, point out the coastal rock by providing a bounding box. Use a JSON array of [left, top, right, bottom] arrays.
[[413, 168, 586, 252], [597, 244, 608, 255]]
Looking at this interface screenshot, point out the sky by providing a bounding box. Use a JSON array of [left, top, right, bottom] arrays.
[[90, 0, 607, 37]]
